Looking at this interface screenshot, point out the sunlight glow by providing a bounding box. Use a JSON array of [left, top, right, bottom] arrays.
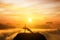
[[28, 18, 32, 23]]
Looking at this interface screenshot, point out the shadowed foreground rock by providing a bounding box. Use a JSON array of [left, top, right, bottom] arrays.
[[13, 33, 47, 40]]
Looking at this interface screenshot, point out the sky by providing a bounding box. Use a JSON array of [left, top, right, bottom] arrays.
[[0, 0, 60, 29]]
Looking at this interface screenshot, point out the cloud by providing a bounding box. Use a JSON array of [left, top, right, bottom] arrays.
[[0, 29, 60, 40], [0, 23, 15, 29], [0, 31, 18, 40], [44, 29, 60, 40]]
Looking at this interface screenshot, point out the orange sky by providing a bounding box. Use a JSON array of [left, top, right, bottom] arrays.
[[0, 0, 60, 29]]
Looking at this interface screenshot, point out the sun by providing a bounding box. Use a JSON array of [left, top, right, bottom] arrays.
[[28, 18, 32, 22]]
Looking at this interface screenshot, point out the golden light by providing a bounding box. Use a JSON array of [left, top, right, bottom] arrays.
[[28, 18, 32, 23]]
